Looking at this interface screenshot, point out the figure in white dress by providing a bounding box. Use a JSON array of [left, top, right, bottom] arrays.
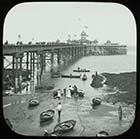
[[57, 89, 62, 99], [66, 86, 72, 98]]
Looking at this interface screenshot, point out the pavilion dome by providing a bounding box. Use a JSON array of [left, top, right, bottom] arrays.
[[93, 39, 98, 44], [106, 40, 111, 44], [81, 31, 86, 35]]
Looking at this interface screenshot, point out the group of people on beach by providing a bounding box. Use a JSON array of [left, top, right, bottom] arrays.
[[55, 85, 79, 122], [54, 85, 79, 99]]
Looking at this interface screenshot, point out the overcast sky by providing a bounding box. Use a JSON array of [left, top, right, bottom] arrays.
[[3, 2, 136, 47]]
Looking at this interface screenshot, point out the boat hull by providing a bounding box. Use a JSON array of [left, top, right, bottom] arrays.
[[73, 69, 90, 72], [92, 97, 101, 107], [54, 120, 76, 134], [51, 72, 61, 78], [61, 74, 81, 78], [82, 76, 87, 81], [29, 99, 39, 107], [40, 109, 55, 122], [96, 131, 109, 137]]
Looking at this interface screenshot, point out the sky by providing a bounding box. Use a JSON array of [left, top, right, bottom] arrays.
[[3, 2, 136, 47]]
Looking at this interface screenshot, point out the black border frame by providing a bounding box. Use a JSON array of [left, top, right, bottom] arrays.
[[0, 0, 139, 139]]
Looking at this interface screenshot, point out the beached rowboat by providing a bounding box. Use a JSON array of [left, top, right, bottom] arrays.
[[92, 97, 101, 107], [29, 99, 39, 107], [96, 131, 109, 137], [54, 120, 76, 134], [40, 109, 55, 122]]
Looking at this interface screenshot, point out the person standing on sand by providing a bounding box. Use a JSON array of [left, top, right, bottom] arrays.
[[63, 88, 66, 97], [57, 89, 61, 99], [66, 85, 72, 98], [61, 89, 64, 97], [95, 71, 98, 76], [118, 106, 123, 121], [56, 102, 62, 121]]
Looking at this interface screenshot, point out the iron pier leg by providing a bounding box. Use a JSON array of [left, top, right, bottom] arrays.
[[26, 52, 29, 71], [12, 55, 15, 88], [15, 56, 18, 94], [30, 52, 33, 78], [50, 50, 54, 73], [43, 52, 46, 70], [19, 55, 23, 93], [57, 49, 61, 70], [32, 52, 35, 78], [36, 52, 40, 87], [40, 52, 43, 84], [63, 48, 67, 66], [30, 52, 34, 92]]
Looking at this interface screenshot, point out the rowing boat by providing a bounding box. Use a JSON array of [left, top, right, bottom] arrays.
[[73, 69, 90, 72], [53, 120, 76, 134], [91, 97, 101, 107], [61, 74, 81, 78], [29, 99, 39, 107], [40, 109, 55, 122]]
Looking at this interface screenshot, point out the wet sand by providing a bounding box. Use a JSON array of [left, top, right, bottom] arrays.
[[3, 86, 135, 137]]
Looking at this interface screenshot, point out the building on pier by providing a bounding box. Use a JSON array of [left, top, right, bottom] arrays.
[[66, 31, 127, 55], [67, 31, 92, 45]]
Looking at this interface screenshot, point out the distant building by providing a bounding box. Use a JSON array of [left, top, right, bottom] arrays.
[[66, 31, 126, 56]]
